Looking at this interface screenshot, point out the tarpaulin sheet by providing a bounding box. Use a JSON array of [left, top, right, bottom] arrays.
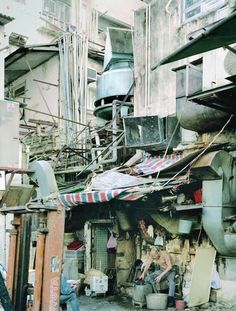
[[89, 171, 152, 190], [59, 188, 145, 208], [134, 153, 184, 175]]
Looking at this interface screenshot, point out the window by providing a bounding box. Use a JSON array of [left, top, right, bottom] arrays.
[[182, 0, 227, 22], [42, 0, 71, 23], [95, 11, 129, 42], [6, 82, 27, 104], [87, 82, 96, 111], [43, 0, 57, 16]]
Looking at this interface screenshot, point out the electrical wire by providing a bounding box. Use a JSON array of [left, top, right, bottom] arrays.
[[162, 113, 234, 188]]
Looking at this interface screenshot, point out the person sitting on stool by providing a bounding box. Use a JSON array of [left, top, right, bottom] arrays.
[[60, 268, 80, 311], [139, 247, 176, 308]]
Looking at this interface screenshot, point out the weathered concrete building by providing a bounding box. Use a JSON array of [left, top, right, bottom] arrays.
[[1, 0, 236, 310], [132, 0, 236, 306]]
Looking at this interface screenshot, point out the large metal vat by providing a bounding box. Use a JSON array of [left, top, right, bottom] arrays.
[[95, 62, 134, 106], [176, 97, 230, 133]]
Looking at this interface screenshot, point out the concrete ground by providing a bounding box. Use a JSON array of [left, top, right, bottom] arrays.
[[80, 294, 137, 311], [78, 294, 236, 311]]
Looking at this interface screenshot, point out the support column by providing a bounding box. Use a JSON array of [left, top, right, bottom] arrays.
[[41, 203, 65, 311], [33, 230, 47, 311], [6, 215, 20, 301]]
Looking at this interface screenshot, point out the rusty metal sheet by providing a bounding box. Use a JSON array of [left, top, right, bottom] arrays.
[[188, 247, 216, 307]]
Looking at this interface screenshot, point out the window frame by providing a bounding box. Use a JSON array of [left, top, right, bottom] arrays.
[[42, 0, 71, 23], [182, 0, 227, 23]]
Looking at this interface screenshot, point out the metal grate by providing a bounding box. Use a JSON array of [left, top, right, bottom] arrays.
[[94, 226, 108, 273]]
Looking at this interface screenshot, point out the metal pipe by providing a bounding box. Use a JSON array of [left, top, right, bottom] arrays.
[[3, 214, 6, 268], [24, 107, 89, 127], [33, 231, 46, 311], [77, 131, 124, 177], [98, 100, 118, 164]]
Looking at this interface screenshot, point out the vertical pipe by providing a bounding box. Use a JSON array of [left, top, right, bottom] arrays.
[[3, 214, 6, 267], [6, 228, 18, 299], [0, 51, 4, 100], [147, 3, 151, 115], [33, 231, 46, 311], [144, 4, 148, 114]]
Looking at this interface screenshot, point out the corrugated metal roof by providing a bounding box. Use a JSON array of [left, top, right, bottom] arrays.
[[5, 44, 59, 86], [0, 13, 14, 26]]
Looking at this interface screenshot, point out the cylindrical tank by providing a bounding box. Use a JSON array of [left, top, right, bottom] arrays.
[[176, 97, 230, 133], [95, 61, 134, 106]]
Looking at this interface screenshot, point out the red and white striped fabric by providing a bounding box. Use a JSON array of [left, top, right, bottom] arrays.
[[59, 189, 124, 208], [59, 188, 146, 208], [134, 153, 184, 175]]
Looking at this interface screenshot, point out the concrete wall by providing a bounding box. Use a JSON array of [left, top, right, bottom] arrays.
[[9, 55, 60, 123], [91, 0, 144, 26], [1, 0, 144, 47], [133, 0, 233, 117], [217, 257, 236, 304], [1, 0, 52, 45], [0, 214, 13, 268]]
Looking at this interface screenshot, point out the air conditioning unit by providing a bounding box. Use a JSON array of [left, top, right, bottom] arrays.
[[224, 44, 236, 76], [174, 63, 202, 98], [123, 115, 180, 150]]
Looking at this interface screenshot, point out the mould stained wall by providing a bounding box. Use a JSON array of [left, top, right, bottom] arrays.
[[133, 0, 231, 118]]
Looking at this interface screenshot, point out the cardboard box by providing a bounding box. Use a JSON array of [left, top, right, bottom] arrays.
[[90, 276, 108, 293]]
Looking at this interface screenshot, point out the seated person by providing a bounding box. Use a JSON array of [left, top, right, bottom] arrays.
[[139, 247, 176, 308], [60, 270, 80, 311]]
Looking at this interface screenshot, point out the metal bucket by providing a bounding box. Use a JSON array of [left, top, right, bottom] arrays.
[[133, 282, 153, 304], [146, 293, 168, 310], [178, 219, 192, 234]]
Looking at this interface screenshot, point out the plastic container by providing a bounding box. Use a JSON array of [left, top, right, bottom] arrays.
[[178, 219, 192, 234], [90, 276, 108, 294], [85, 286, 92, 296], [64, 248, 85, 260], [193, 188, 202, 203], [175, 299, 185, 310], [146, 293, 168, 310]]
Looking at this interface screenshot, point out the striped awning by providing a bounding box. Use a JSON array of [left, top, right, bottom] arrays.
[[59, 188, 145, 208], [134, 153, 184, 175]]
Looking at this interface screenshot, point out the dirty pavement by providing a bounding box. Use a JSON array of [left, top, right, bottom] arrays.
[[78, 295, 236, 311]]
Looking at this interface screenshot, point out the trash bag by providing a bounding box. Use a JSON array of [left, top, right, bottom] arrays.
[[107, 232, 117, 249], [211, 264, 221, 289]]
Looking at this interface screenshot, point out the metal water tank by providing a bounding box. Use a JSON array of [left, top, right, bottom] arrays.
[[95, 61, 134, 106]]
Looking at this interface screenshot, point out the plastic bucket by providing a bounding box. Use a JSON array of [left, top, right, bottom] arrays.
[[175, 299, 185, 310], [146, 293, 168, 310], [178, 219, 192, 234]]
